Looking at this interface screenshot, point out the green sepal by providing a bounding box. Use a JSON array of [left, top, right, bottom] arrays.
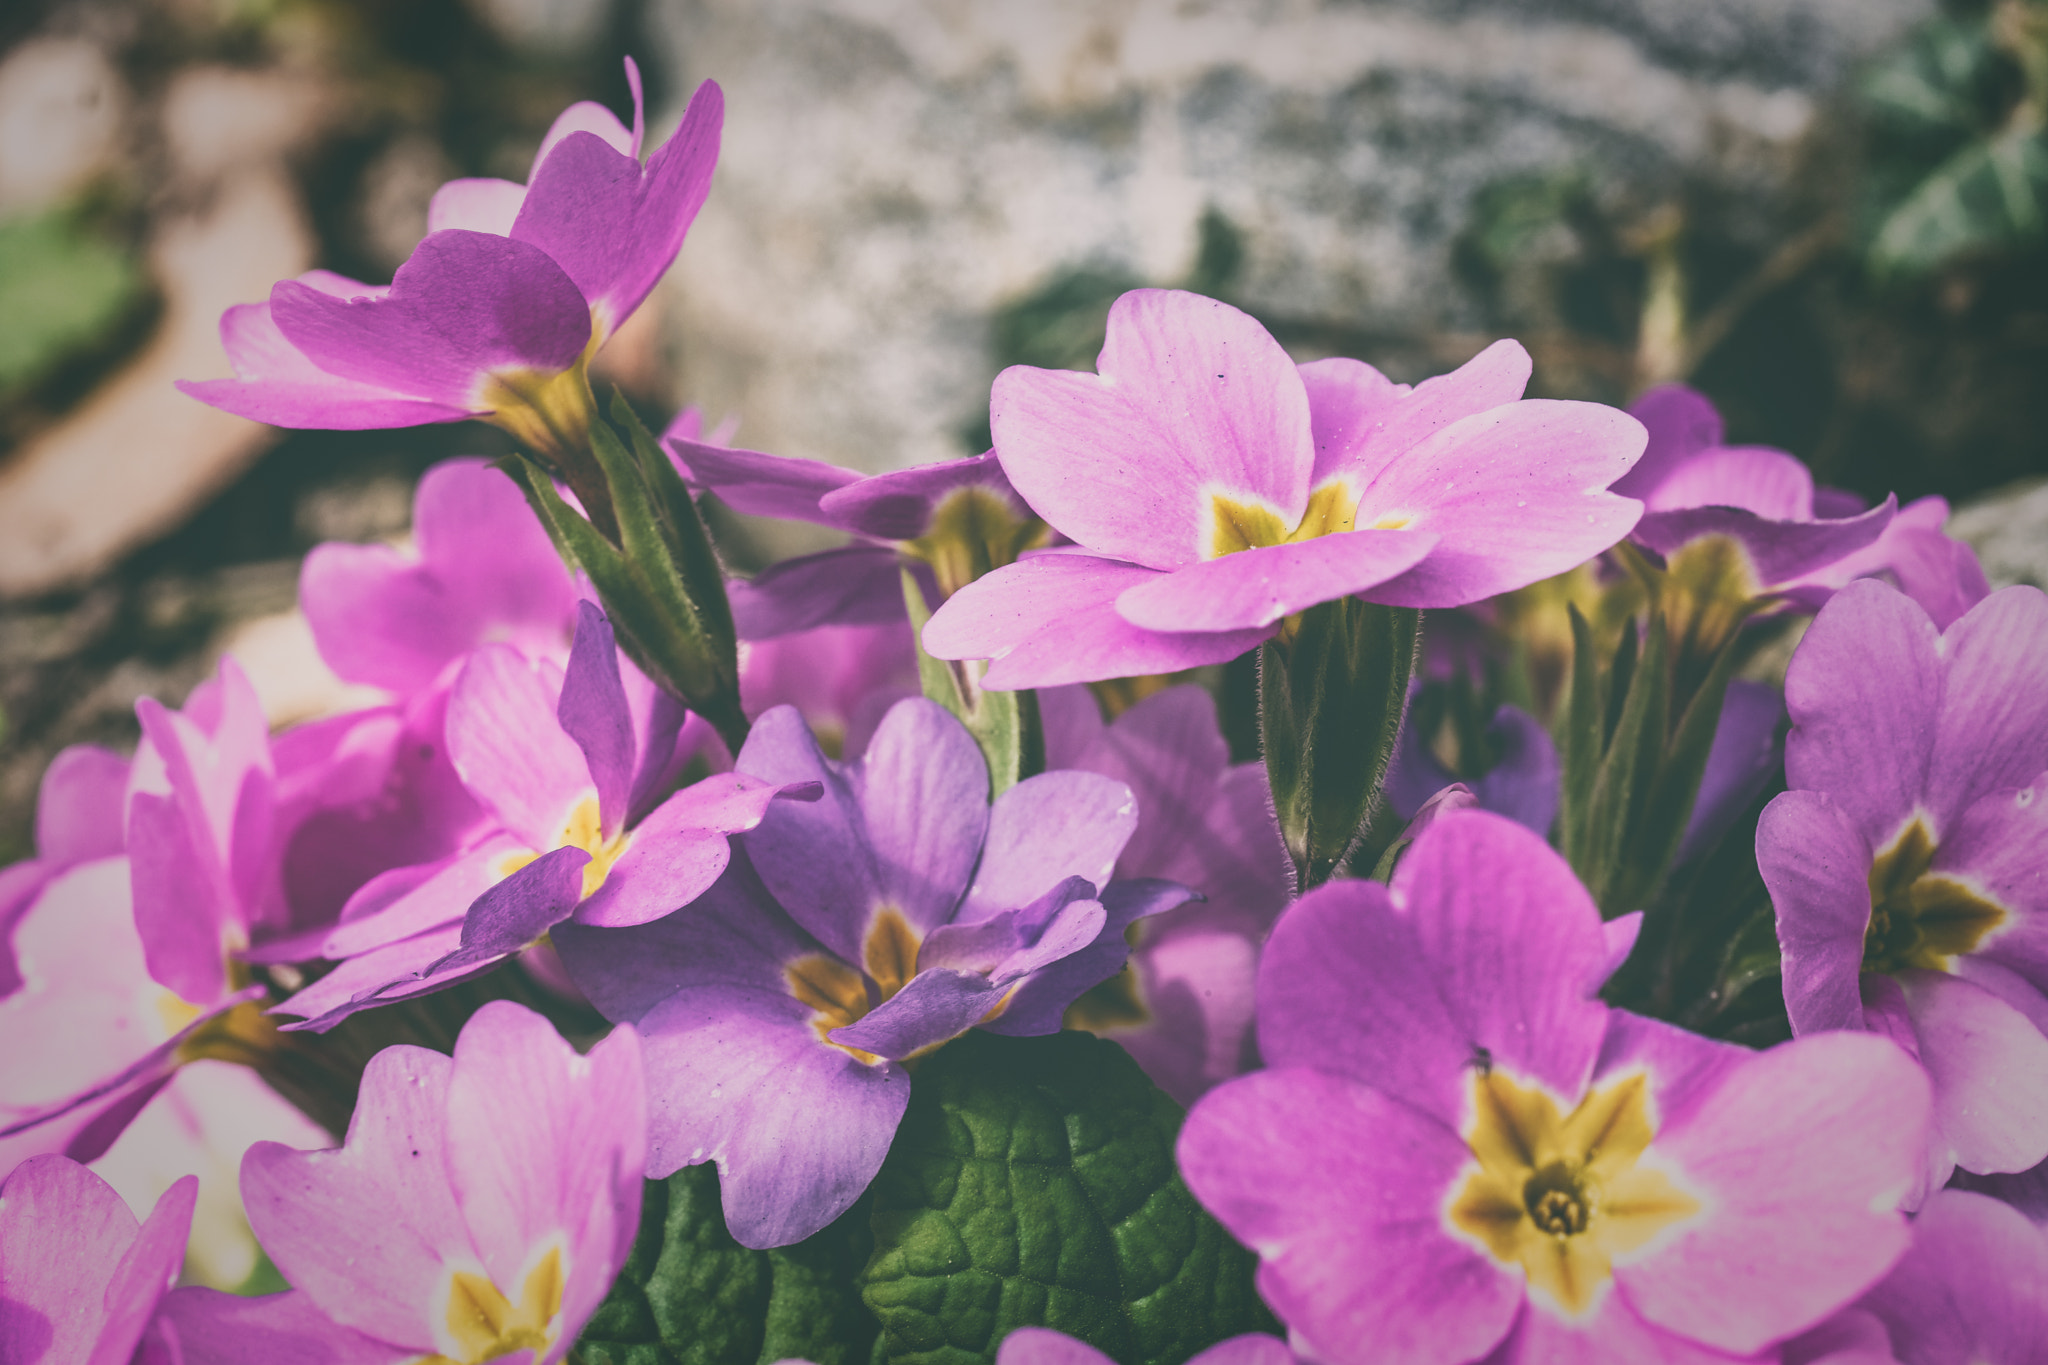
[[1259, 598, 1422, 891], [1557, 605, 1746, 918], [901, 568, 1045, 799], [497, 392, 747, 754], [859, 1030, 1276, 1365], [574, 1164, 879, 1365]]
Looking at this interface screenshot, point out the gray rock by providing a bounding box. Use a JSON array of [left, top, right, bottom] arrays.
[[648, 0, 1933, 474], [1950, 479, 2048, 592]]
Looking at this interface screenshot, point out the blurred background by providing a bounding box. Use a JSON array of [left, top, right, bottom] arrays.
[[2, 0, 2047, 863]]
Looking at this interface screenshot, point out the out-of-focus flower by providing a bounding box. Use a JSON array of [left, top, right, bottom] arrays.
[[0, 743, 128, 996], [0, 1156, 195, 1365], [1046, 685, 1293, 1107], [1786, 1191, 2048, 1365], [922, 289, 1645, 688], [1758, 580, 2048, 1196], [267, 605, 801, 1030], [1179, 810, 1930, 1365], [739, 620, 920, 760], [0, 859, 264, 1170], [1384, 699, 1559, 837], [151, 1002, 644, 1365], [90, 1059, 330, 1291], [553, 698, 1191, 1248], [178, 62, 722, 474]]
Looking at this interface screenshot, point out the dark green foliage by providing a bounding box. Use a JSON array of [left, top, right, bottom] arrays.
[[860, 1031, 1275, 1365], [1556, 608, 1743, 919], [501, 392, 747, 753], [1259, 598, 1422, 891], [575, 1164, 880, 1365]]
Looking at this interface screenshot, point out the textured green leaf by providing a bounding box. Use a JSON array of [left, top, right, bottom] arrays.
[[575, 1164, 878, 1365], [901, 568, 1044, 798], [861, 1030, 1275, 1365], [0, 209, 145, 390], [1259, 598, 1421, 890], [1870, 126, 2048, 277]]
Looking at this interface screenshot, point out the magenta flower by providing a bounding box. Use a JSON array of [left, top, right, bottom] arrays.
[[0, 742, 128, 996], [994, 1326, 1299, 1365], [1622, 385, 1987, 626], [0, 857, 261, 1169], [151, 1001, 644, 1365], [1384, 701, 1560, 836], [1757, 579, 2048, 1195], [1043, 685, 1293, 1107], [739, 620, 920, 759], [1786, 1191, 2048, 1365], [302, 458, 582, 697], [1179, 810, 1930, 1365], [267, 604, 801, 1030], [177, 61, 721, 456], [0, 1156, 195, 1365], [921, 289, 1646, 688], [552, 697, 1192, 1248]]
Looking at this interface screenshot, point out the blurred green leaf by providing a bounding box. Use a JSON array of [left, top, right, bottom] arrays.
[[0, 209, 145, 392], [1859, 16, 2002, 139], [1870, 124, 2048, 276]]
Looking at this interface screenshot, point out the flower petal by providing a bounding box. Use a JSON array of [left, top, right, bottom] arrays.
[[557, 604, 636, 839], [1757, 790, 1875, 1035], [1356, 401, 1646, 608], [993, 290, 1313, 571], [1115, 529, 1438, 633], [1301, 339, 1529, 495], [1178, 1068, 1521, 1365], [270, 231, 591, 408], [447, 646, 589, 851], [964, 771, 1135, 922], [1926, 586, 2048, 836], [1898, 970, 2048, 1180]]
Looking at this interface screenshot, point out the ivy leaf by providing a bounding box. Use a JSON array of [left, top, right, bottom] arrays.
[[860, 1030, 1275, 1365], [575, 1163, 878, 1365]]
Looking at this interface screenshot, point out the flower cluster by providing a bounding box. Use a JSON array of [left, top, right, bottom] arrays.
[[4, 59, 2042, 1365]]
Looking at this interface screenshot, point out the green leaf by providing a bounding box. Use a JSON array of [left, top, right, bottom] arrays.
[[1259, 598, 1422, 890], [901, 568, 1044, 798], [1858, 16, 2000, 140], [576, 1164, 879, 1365], [0, 209, 146, 391], [860, 1031, 1275, 1365], [1870, 126, 2048, 277]]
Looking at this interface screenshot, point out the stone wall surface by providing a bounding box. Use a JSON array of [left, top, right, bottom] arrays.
[[648, 0, 1933, 474]]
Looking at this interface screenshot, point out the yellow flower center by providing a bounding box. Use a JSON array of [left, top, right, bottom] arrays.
[[423, 1246, 563, 1365], [1205, 482, 1370, 559], [906, 486, 1049, 599], [1447, 1069, 1700, 1318], [480, 360, 599, 473], [786, 908, 925, 1065], [1864, 819, 2006, 974], [496, 795, 632, 901]]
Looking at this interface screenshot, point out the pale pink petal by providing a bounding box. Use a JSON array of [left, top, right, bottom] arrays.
[[1114, 530, 1438, 633]]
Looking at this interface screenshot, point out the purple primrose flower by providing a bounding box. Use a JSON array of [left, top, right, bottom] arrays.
[[178, 61, 721, 456], [0, 1155, 196, 1365], [1758, 579, 2048, 1196], [1179, 809, 1930, 1365], [150, 1001, 644, 1365], [1621, 385, 1987, 628], [1043, 685, 1293, 1107], [553, 697, 1193, 1248], [995, 1326, 1301, 1365], [921, 289, 1646, 687], [265, 604, 801, 1030], [0, 743, 128, 997]]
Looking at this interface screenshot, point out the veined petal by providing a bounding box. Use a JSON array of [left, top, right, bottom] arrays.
[[1355, 400, 1646, 608], [855, 698, 991, 937], [574, 773, 807, 929], [1115, 529, 1438, 633], [1926, 586, 2048, 836], [1757, 791, 1875, 1036], [1784, 579, 1941, 849], [729, 545, 911, 640], [1631, 497, 1897, 590], [148, 1287, 410, 1365], [178, 302, 479, 430], [1178, 1068, 1521, 1365], [993, 290, 1313, 571], [828, 967, 1006, 1061], [666, 436, 862, 525], [1613, 384, 1724, 501], [964, 770, 1135, 922], [448, 646, 590, 852], [1897, 970, 2048, 1180], [1641, 444, 1815, 520], [922, 552, 1269, 689], [1858, 1191, 2048, 1365], [270, 231, 591, 409], [1302, 339, 1530, 496], [557, 604, 636, 840]]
